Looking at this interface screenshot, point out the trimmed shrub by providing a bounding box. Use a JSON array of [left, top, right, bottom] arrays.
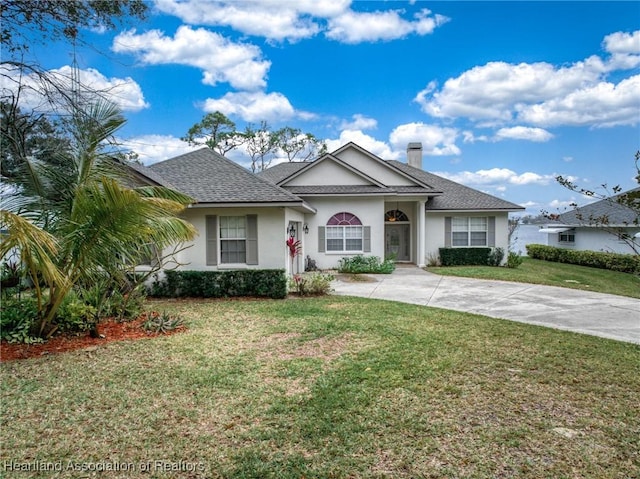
[[337, 255, 395, 274], [526, 244, 640, 273], [506, 251, 524, 269], [439, 247, 492, 266], [150, 269, 287, 299], [487, 247, 505, 266]]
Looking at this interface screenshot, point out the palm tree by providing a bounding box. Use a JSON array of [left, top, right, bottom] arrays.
[[1, 100, 196, 337]]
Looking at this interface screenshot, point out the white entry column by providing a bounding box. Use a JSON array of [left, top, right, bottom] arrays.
[[416, 200, 426, 267]]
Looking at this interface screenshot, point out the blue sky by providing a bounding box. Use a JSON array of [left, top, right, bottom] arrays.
[[12, 1, 640, 216]]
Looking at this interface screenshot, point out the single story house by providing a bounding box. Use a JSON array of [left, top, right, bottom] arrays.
[[540, 188, 640, 254], [133, 142, 524, 273]]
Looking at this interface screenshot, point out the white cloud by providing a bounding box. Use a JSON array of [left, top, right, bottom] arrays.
[[603, 30, 640, 55], [389, 122, 460, 156], [326, 8, 448, 44], [121, 135, 200, 165], [517, 74, 640, 127], [112, 26, 270, 90], [415, 31, 640, 130], [415, 59, 605, 122], [0, 64, 148, 112], [339, 114, 378, 131], [153, 1, 447, 44], [202, 91, 311, 122], [493, 126, 554, 142], [153, 0, 349, 43], [435, 168, 556, 187], [461, 130, 489, 143], [325, 130, 399, 160]]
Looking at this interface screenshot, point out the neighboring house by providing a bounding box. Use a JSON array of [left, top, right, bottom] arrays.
[[134, 142, 524, 273], [540, 188, 640, 254]]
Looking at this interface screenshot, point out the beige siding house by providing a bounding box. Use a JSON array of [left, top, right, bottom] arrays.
[[134, 142, 524, 273]]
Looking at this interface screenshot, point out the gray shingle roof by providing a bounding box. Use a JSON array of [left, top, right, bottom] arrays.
[[284, 185, 437, 195], [125, 161, 177, 189], [148, 148, 304, 204], [258, 162, 309, 184], [388, 161, 525, 211], [142, 146, 524, 211], [558, 188, 639, 226]]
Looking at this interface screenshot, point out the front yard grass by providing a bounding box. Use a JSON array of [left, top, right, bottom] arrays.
[[427, 257, 640, 299], [1, 297, 639, 478]]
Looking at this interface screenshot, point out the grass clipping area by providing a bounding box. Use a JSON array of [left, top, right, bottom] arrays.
[[1, 297, 639, 478]]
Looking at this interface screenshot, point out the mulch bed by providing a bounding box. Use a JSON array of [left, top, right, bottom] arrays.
[[0, 313, 185, 362]]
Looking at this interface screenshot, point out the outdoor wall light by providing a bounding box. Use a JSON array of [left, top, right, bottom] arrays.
[[303, 224, 309, 234]]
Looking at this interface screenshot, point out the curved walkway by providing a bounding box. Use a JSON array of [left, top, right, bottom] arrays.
[[331, 265, 640, 345]]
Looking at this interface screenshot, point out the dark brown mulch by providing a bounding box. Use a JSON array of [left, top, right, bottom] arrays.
[[0, 313, 185, 362]]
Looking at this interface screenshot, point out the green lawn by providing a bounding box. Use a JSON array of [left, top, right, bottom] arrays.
[[427, 257, 640, 299], [2, 297, 639, 478]]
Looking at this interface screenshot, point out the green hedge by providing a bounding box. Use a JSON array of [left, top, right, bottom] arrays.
[[526, 244, 640, 274], [439, 247, 492, 266], [337, 255, 395, 274], [150, 269, 288, 299]]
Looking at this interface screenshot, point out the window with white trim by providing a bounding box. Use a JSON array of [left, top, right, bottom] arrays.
[[559, 229, 575, 243], [326, 212, 363, 252], [452, 217, 488, 247], [220, 216, 246, 263]]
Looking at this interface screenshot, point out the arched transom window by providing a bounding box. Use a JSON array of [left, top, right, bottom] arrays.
[[327, 212, 362, 226], [326, 212, 363, 251], [385, 210, 409, 222]]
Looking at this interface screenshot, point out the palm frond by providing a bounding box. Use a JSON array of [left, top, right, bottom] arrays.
[[58, 177, 195, 282], [0, 209, 65, 287]]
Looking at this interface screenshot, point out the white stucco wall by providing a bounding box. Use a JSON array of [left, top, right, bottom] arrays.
[[336, 149, 415, 186], [284, 160, 371, 186], [424, 211, 510, 264], [548, 227, 639, 254], [302, 196, 386, 269], [170, 206, 287, 271]]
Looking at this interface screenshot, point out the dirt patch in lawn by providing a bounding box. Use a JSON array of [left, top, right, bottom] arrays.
[[335, 273, 378, 283], [255, 332, 357, 362], [0, 314, 186, 362]]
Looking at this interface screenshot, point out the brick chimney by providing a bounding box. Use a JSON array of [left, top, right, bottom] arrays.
[[407, 142, 423, 169]]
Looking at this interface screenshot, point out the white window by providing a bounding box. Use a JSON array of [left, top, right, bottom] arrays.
[[326, 226, 363, 252], [326, 212, 363, 252], [452, 217, 488, 247], [559, 229, 575, 243], [220, 216, 246, 263]]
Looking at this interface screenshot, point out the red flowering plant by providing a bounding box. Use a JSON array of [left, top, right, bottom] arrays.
[[286, 237, 301, 258], [286, 237, 301, 275]]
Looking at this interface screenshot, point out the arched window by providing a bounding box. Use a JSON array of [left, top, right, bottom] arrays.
[[385, 210, 409, 222], [326, 212, 363, 251], [327, 212, 362, 226]]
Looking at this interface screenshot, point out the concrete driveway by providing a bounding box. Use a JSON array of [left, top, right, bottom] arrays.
[[331, 265, 640, 345]]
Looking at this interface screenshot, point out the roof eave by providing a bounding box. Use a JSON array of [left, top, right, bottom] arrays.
[[187, 200, 316, 213], [293, 191, 439, 198], [426, 207, 526, 212]]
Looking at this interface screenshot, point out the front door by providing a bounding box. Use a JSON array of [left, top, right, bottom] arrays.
[[385, 224, 410, 261]]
